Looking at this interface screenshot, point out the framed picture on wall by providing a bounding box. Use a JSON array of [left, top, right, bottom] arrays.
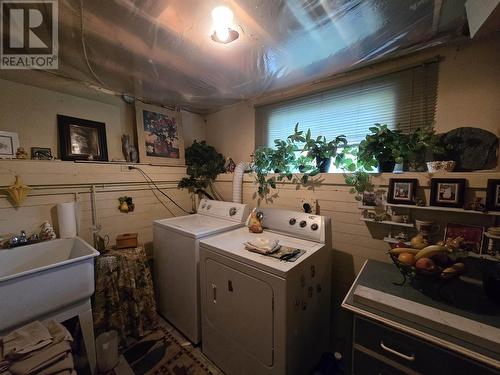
[[135, 102, 185, 165], [57, 115, 108, 161], [430, 178, 466, 208], [486, 179, 500, 212], [0, 131, 20, 159], [444, 223, 484, 254], [387, 178, 418, 205]]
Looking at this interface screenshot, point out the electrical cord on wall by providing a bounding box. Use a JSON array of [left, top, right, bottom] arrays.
[[129, 166, 193, 215]]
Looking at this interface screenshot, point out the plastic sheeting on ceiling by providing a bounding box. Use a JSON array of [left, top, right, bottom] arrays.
[[16, 0, 469, 113]]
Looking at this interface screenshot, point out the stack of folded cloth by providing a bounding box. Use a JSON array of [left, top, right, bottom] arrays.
[[0, 321, 75, 375], [244, 238, 280, 254]]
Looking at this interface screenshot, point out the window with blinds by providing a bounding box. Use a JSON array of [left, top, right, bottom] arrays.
[[255, 61, 439, 148]]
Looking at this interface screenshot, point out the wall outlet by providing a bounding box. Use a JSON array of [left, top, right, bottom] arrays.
[[121, 165, 133, 172], [300, 197, 318, 214]]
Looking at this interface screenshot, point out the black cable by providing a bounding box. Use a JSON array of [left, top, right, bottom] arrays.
[[129, 166, 193, 214]]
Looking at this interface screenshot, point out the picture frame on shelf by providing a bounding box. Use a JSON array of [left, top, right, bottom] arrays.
[[387, 178, 418, 205], [0, 131, 20, 159], [57, 115, 108, 161], [135, 102, 185, 166], [485, 179, 500, 212], [430, 178, 466, 208], [444, 223, 485, 254], [31, 147, 53, 160]]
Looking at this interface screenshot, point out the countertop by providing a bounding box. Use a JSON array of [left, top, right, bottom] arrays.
[[342, 260, 500, 369]]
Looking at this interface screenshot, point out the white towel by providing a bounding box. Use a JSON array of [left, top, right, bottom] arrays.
[[244, 238, 280, 254], [2, 322, 52, 359]]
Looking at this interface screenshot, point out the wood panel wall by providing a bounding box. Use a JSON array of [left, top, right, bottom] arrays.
[[214, 171, 500, 350], [0, 160, 193, 250]]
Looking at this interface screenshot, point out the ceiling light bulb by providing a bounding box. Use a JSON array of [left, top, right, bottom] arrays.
[[212, 6, 234, 26], [215, 27, 229, 42]]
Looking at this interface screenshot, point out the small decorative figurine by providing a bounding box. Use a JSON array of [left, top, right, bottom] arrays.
[[122, 135, 139, 163], [40, 221, 57, 240], [16, 147, 28, 159], [118, 196, 135, 213], [6, 176, 32, 206], [248, 211, 263, 233], [225, 158, 236, 173], [464, 198, 486, 212]]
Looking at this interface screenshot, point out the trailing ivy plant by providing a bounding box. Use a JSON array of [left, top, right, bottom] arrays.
[[178, 140, 225, 199], [336, 146, 375, 201]]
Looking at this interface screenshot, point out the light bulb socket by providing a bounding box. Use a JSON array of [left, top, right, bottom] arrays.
[[211, 28, 239, 44]]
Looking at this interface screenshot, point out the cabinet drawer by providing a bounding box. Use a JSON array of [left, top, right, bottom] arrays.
[[353, 349, 406, 375], [354, 317, 499, 375]]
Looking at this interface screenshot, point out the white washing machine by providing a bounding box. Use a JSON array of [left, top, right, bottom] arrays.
[[153, 199, 249, 344], [199, 207, 332, 375]]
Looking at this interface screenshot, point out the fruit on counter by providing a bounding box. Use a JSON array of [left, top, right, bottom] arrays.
[[441, 262, 466, 279], [398, 252, 416, 266], [414, 245, 449, 261], [410, 234, 429, 250], [389, 247, 420, 255], [431, 252, 451, 268], [415, 257, 437, 272]]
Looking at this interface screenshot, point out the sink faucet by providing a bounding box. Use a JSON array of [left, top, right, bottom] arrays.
[[9, 230, 39, 248]]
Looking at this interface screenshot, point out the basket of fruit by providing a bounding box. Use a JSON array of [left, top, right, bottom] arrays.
[[388, 234, 467, 285]]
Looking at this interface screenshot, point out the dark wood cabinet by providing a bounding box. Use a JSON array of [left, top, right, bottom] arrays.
[[352, 316, 500, 375]]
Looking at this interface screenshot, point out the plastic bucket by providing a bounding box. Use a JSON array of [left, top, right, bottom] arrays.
[[95, 331, 119, 372]]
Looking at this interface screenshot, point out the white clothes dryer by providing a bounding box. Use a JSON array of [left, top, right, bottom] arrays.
[[199, 207, 332, 375]]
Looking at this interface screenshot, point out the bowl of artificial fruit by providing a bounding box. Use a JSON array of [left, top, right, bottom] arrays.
[[388, 234, 467, 284]]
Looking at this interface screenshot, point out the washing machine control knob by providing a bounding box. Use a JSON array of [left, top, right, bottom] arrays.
[[229, 207, 237, 216], [311, 223, 319, 231], [299, 220, 307, 228], [201, 203, 206, 209], [207, 204, 212, 210], [289, 218, 296, 225]]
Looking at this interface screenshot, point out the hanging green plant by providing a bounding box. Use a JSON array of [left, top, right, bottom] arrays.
[[178, 140, 226, 199], [336, 146, 374, 201]]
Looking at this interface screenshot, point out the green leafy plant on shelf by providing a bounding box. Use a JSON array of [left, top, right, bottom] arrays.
[[357, 123, 404, 172], [402, 124, 447, 171], [253, 124, 346, 201], [178, 140, 225, 200]]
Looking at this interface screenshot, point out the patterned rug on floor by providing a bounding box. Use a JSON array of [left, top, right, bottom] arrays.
[[122, 326, 221, 375]]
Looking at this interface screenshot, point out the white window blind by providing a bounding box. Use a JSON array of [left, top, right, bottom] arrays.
[[255, 61, 439, 147]]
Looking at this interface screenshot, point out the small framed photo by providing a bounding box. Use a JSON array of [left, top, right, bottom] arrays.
[[444, 223, 485, 253], [31, 147, 53, 160], [486, 179, 500, 212], [58, 115, 108, 161], [362, 191, 383, 207], [0, 131, 20, 159], [135, 102, 185, 165], [430, 178, 466, 208], [387, 178, 418, 205]]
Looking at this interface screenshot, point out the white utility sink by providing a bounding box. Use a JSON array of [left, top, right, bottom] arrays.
[[0, 237, 99, 373]]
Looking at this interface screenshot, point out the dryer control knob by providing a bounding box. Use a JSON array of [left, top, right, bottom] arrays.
[[299, 220, 307, 228], [201, 204, 206, 209], [311, 223, 319, 231], [289, 218, 296, 225], [207, 204, 212, 210], [229, 207, 237, 216]]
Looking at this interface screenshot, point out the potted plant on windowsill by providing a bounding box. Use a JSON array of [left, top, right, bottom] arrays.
[[358, 123, 402, 173], [304, 133, 347, 173], [403, 125, 447, 172]]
